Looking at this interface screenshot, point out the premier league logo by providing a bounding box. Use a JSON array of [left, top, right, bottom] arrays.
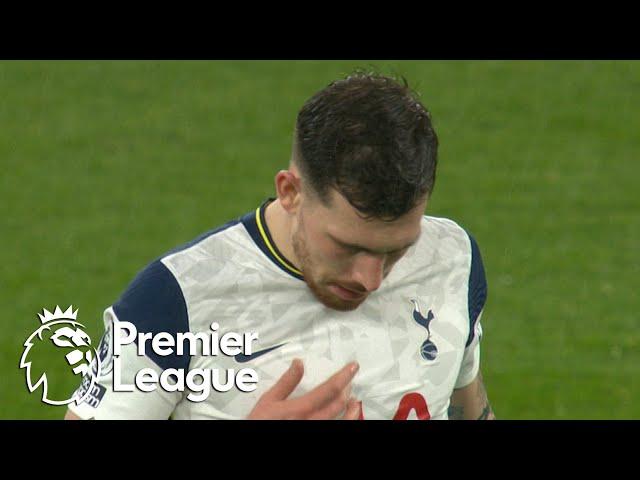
[[19, 306, 102, 406], [410, 299, 438, 361]]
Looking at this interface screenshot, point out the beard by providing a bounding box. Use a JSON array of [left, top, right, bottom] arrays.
[[291, 222, 368, 312]]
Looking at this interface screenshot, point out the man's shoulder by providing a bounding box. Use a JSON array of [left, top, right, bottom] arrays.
[[390, 214, 486, 284], [108, 215, 255, 328], [420, 214, 488, 334], [419, 215, 486, 269], [167, 218, 243, 255], [421, 213, 468, 232], [160, 217, 247, 274], [419, 214, 475, 255]]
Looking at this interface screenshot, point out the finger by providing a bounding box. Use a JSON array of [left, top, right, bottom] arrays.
[[293, 361, 359, 414], [342, 398, 361, 420], [261, 358, 304, 402]]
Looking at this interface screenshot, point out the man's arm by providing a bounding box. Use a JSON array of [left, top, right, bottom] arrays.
[[448, 370, 495, 420]]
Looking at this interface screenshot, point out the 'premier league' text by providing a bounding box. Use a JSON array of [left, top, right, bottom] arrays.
[[110, 321, 259, 402]]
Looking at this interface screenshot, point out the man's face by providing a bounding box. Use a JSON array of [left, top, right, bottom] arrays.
[[292, 189, 426, 311]]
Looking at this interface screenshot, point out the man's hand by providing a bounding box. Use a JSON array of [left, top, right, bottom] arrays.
[[64, 409, 82, 420], [247, 359, 361, 420], [448, 370, 495, 420]]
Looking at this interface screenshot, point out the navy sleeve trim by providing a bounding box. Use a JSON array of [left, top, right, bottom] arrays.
[[466, 233, 488, 348], [112, 260, 190, 371]]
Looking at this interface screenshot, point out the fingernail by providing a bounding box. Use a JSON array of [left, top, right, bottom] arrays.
[[350, 362, 359, 374]]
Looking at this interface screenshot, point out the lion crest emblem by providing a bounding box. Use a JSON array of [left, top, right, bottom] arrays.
[[19, 306, 102, 406]]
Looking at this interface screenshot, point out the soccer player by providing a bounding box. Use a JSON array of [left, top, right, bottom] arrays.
[[66, 73, 494, 420]]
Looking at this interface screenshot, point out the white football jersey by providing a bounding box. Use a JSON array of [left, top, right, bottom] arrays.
[[69, 199, 487, 420]]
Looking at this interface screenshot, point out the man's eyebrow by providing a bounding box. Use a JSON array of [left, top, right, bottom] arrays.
[[328, 234, 419, 254]]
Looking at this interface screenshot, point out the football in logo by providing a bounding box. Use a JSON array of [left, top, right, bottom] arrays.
[[420, 340, 438, 361]]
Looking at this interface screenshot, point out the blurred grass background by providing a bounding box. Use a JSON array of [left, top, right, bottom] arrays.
[[1, 60, 638, 419]]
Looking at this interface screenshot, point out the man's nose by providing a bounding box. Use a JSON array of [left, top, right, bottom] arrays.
[[352, 253, 385, 292]]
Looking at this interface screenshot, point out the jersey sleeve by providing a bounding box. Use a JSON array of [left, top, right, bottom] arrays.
[[455, 234, 488, 389], [68, 260, 190, 419]]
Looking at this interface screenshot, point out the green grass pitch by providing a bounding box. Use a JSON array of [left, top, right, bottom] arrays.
[[1, 60, 638, 419]]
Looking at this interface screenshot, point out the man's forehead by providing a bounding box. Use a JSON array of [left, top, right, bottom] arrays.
[[320, 188, 426, 222], [318, 189, 425, 249]]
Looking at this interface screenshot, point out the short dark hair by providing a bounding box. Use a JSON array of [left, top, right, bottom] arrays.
[[294, 72, 439, 221]]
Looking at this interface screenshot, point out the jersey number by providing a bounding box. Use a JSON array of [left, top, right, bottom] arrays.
[[359, 392, 431, 420]]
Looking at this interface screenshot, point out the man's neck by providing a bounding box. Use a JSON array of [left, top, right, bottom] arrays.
[[264, 198, 301, 270]]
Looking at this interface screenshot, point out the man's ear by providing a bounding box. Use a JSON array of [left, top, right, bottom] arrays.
[[274, 169, 302, 214]]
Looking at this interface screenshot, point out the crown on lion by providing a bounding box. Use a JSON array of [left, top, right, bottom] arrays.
[[38, 305, 78, 324]]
